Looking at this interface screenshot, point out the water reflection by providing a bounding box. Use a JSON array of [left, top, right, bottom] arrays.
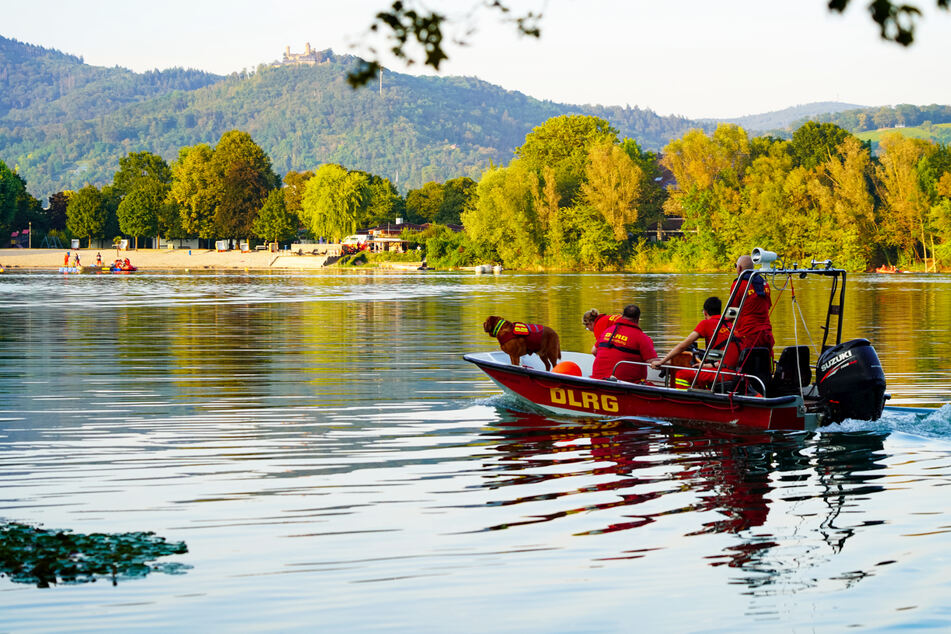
[[1, 271, 950, 630], [478, 412, 889, 594]]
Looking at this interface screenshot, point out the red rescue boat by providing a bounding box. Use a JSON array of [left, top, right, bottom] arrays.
[[466, 250, 887, 432]]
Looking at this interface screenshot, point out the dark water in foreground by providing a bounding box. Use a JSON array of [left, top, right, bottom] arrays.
[[1, 269, 951, 632]]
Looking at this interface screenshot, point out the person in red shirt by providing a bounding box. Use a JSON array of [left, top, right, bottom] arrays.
[[583, 309, 622, 354], [729, 255, 774, 359], [591, 304, 658, 382], [651, 296, 742, 389]]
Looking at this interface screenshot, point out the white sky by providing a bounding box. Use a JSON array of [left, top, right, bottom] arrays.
[[3, 0, 950, 119]]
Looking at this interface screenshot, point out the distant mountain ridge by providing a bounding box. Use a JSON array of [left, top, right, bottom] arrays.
[[1, 35, 947, 200], [717, 102, 867, 132]]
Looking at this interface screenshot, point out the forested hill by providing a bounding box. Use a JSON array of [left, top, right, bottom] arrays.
[[5, 35, 950, 201], [0, 36, 222, 124], [0, 37, 701, 198]]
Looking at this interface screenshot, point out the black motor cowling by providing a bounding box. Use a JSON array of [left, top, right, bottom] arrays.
[[816, 339, 886, 423]]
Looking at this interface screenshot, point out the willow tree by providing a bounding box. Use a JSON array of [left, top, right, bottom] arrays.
[[300, 164, 369, 241]]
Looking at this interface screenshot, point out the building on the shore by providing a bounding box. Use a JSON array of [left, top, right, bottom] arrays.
[[361, 222, 463, 253], [642, 217, 695, 243]]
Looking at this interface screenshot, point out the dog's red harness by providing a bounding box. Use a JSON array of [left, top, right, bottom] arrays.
[[494, 320, 545, 351]]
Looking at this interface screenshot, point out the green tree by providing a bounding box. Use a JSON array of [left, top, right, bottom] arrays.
[[661, 124, 750, 264], [580, 141, 644, 240], [361, 174, 404, 227], [158, 199, 187, 243], [99, 184, 122, 248], [560, 204, 624, 271], [533, 165, 566, 266], [516, 115, 619, 205], [252, 190, 297, 244], [874, 132, 936, 263], [620, 138, 666, 229], [282, 169, 314, 225], [112, 151, 172, 197], [112, 151, 172, 248], [211, 130, 280, 238], [423, 224, 483, 268], [930, 172, 951, 266], [818, 136, 877, 269], [437, 177, 476, 225], [405, 181, 444, 223], [0, 161, 21, 239], [116, 183, 162, 249], [170, 144, 217, 240], [45, 191, 70, 232], [790, 121, 854, 170], [462, 162, 542, 269], [66, 185, 107, 247], [918, 142, 951, 201], [0, 161, 42, 240]]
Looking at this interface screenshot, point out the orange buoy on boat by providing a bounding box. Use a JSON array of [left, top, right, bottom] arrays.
[[552, 360, 582, 376]]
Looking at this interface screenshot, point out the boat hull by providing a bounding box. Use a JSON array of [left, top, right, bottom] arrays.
[[466, 351, 814, 432]]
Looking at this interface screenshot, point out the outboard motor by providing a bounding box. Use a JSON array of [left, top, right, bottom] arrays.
[[816, 339, 886, 423]]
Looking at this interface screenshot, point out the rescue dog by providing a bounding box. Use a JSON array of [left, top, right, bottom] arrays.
[[483, 316, 561, 370]]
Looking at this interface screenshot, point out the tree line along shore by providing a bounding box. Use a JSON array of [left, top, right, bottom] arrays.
[[2, 115, 950, 273]]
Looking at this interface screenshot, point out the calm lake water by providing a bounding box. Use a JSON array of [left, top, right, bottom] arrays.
[[1, 269, 951, 632]]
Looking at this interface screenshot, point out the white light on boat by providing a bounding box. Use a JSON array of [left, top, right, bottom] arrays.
[[751, 247, 778, 270]]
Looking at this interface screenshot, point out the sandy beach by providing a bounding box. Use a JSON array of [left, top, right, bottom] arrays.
[[0, 247, 427, 271], [0, 247, 339, 271]]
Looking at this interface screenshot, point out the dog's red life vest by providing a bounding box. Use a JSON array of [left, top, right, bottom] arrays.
[[494, 321, 545, 351]]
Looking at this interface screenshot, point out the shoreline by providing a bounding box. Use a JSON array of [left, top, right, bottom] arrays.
[[0, 247, 355, 271], [3, 248, 943, 275]]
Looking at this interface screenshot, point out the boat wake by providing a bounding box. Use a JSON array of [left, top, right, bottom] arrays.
[[819, 403, 951, 439], [480, 393, 951, 439]]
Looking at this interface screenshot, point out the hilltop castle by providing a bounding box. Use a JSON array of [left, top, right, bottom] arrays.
[[279, 43, 334, 66]]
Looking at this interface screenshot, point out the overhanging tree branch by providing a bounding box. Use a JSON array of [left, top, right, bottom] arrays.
[[829, 0, 949, 46], [348, 1, 543, 88]]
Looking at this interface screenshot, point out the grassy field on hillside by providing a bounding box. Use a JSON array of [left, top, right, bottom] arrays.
[[858, 123, 951, 152]]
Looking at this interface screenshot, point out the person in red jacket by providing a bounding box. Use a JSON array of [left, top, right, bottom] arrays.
[[651, 296, 742, 389], [583, 309, 622, 354], [591, 304, 658, 383], [729, 255, 774, 359]]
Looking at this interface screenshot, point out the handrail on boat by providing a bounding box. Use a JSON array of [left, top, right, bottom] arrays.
[[610, 359, 768, 396]]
